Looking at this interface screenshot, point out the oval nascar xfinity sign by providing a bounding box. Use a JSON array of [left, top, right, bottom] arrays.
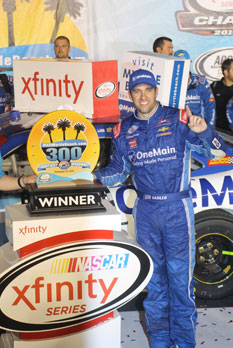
[[0, 241, 153, 332]]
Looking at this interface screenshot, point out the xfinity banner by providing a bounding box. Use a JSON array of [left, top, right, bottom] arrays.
[[0, 241, 153, 332]]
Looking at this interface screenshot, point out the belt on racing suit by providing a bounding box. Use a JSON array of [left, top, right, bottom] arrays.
[[137, 190, 191, 202]]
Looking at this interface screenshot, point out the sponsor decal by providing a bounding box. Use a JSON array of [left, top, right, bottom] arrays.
[[207, 156, 233, 166], [95, 82, 116, 99], [194, 47, 233, 81], [192, 175, 233, 208], [21, 71, 84, 103], [156, 127, 172, 136], [129, 139, 138, 148], [0, 241, 152, 332], [113, 121, 122, 139], [157, 127, 169, 132], [212, 137, 221, 149], [158, 118, 171, 125], [176, 0, 233, 36], [19, 225, 47, 236], [136, 147, 176, 159], [179, 109, 188, 124], [128, 125, 139, 134], [156, 132, 172, 137]]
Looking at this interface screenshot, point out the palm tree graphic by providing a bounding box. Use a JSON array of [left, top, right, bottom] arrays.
[[45, 0, 85, 43], [3, 0, 16, 46], [3, 0, 30, 47], [42, 123, 55, 143], [74, 122, 86, 139], [57, 118, 71, 141]]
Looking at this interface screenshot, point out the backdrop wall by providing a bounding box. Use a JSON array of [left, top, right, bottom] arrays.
[[0, 0, 233, 81]]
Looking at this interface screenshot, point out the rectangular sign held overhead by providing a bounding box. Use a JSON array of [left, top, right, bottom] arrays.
[[13, 58, 120, 119], [119, 51, 190, 116]]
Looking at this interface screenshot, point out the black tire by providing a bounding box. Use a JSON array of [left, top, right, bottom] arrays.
[[194, 209, 233, 300]]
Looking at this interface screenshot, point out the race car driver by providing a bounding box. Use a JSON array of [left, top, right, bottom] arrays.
[[174, 50, 216, 127], [93, 69, 226, 348]]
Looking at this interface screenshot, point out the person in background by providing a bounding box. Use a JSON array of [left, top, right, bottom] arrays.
[[93, 69, 226, 348], [211, 58, 233, 132], [174, 49, 216, 127], [54, 36, 71, 59], [0, 74, 14, 114], [0, 153, 36, 245], [152, 36, 173, 55]]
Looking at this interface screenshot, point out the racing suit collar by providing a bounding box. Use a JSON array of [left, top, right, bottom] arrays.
[[134, 101, 160, 121]]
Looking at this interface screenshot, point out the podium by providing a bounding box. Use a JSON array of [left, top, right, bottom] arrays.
[[0, 197, 153, 348]]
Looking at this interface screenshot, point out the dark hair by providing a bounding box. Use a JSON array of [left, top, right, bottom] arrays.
[[54, 36, 70, 47], [153, 36, 172, 53], [222, 58, 233, 75]]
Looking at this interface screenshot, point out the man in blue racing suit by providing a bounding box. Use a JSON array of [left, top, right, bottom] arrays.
[[186, 72, 216, 127], [93, 69, 226, 348], [174, 50, 216, 127]]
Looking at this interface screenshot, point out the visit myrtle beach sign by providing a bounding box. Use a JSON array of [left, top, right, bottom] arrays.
[[27, 110, 100, 180]]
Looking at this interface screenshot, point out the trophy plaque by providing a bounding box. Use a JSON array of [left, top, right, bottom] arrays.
[[26, 110, 106, 213]]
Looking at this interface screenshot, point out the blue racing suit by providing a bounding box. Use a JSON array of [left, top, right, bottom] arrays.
[[0, 83, 6, 114], [94, 103, 226, 348], [186, 72, 216, 127], [225, 97, 233, 131]]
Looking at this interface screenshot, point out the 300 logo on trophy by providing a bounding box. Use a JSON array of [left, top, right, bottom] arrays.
[[27, 110, 100, 178]]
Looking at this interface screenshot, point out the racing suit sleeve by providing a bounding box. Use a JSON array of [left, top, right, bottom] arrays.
[[186, 125, 227, 160], [94, 129, 131, 187], [226, 97, 233, 130], [201, 78, 216, 127]]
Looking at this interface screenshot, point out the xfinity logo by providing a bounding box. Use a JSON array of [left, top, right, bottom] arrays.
[[175, 0, 233, 36], [19, 225, 47, 236], [21, 71, 84, 103], [0, 241, 153, 332], [12, 274, 118, 310]]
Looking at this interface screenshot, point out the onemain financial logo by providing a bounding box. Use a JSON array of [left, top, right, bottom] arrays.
[[129, 146, 177, 166], [0, 241, 153, 332], [175, 0, 233, 36]]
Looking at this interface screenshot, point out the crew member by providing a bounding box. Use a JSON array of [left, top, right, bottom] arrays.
[[152, 36, 173, 55], [54, 36, 71, 59], [0, 153, 36, 245], [174, 49, 216, 127], [93, 69, 226, 348], [211, 58, 233, 132]]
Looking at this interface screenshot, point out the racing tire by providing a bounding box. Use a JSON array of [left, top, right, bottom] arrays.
[[194, 209, 233, 300]]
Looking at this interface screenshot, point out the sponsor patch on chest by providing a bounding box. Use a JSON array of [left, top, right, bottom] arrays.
[[179, 109, 188, 124], [129, 138, 138, 148]]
